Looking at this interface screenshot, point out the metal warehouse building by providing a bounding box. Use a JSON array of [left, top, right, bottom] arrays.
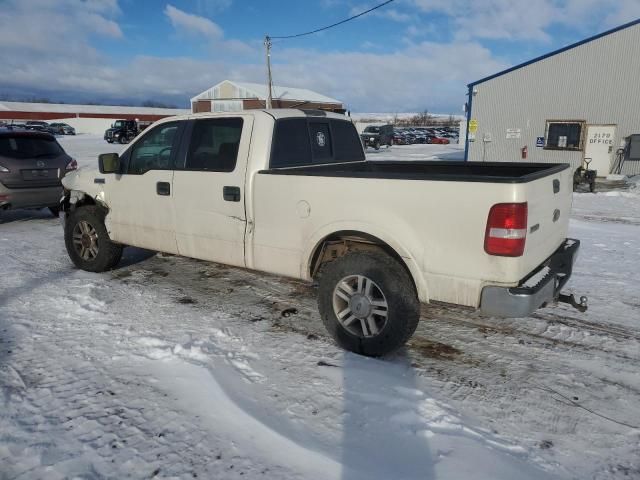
[[465, 18, 640, 177]]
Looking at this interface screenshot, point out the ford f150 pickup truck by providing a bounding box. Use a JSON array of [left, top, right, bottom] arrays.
[[60, 109, 587, 356]]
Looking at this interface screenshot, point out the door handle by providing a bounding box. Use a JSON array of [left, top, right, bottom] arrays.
[[223, 186, 241, 202], [156, 181, 171, 196]]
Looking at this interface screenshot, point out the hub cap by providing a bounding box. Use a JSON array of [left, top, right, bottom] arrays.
[[72, 221, 99, 260], [332, 275, 389, 338]]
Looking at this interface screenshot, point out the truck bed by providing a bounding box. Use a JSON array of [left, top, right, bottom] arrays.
[[259, 161, 569, 183]]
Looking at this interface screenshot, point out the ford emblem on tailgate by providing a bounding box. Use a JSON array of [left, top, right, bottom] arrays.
[[36, 160, 45, 168]]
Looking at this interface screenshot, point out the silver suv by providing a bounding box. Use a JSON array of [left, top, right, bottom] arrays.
[[0, 128, 77, 216]]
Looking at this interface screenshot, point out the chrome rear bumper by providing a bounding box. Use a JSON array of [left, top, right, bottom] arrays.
[[480, 239, 581, 317]]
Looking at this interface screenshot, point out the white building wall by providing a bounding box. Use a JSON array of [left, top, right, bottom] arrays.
[[467, 22, 640, 176]]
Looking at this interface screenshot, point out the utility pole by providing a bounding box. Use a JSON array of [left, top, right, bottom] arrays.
[[264, 35, 273, 109]]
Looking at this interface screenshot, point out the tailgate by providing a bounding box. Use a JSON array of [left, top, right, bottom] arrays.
[[518, 166, 573, 278]]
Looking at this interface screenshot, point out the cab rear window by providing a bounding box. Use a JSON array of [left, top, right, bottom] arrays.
[[0, 136, 63, 159], [270, 118, 364, 168]]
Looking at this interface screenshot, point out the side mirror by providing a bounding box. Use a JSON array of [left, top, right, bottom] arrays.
[[99, 153, 120, 174]]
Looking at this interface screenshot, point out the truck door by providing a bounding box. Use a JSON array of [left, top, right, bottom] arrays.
[[172, 116, 252, 267], [104, 120, 182, 253], [584, 124, 616, 177]]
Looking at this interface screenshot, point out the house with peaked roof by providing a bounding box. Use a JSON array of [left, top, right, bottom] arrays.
[[465, 18, 640, 177], [190, 80, 344, 114]]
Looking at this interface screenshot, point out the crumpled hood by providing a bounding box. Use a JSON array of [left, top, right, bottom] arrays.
[[62, 165, 104, 199]]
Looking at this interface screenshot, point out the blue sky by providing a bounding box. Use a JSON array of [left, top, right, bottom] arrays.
[[1, 0, 639, 112]]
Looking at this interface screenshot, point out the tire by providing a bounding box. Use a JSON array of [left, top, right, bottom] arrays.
[[589, 181, 596, 193], [374, 140, 380, 150], [64, 206, 123, 272], [119, 136, 128, 144], [48, 206, 60, 217], [317, 251, 420, 357], [107, 139, 113, 143]]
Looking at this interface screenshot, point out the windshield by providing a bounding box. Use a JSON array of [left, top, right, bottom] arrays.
[[0, 136, 64, 159], [364, 126, 380, 133], [113, 121, 126, 128]]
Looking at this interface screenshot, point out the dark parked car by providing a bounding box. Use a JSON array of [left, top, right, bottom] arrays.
[[360, 124, 393, 150], [104, 119, 147, 144], [49, 122, 76, 135], [0, 128, 77, 216], [25, 120, 55, 134]]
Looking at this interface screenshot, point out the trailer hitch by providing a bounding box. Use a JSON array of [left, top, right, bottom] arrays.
[[558, 293, 588, 312]]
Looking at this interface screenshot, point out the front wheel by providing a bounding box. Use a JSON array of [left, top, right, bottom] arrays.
[[317, 251, 420, 356], [64, 206, 123, 272]]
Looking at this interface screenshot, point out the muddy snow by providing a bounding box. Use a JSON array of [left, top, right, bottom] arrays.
[[1, 135, 638, 479]]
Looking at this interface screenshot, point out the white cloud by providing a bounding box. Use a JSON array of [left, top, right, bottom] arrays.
[[411, 0, 640, 41], [163, 4, 254, 55], [350, 4, 412, 23], [10, 0, 637, 113], [164, 4, 223, 40]]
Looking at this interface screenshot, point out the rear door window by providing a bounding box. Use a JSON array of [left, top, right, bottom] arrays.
[[0, 136, 63, 159], [183, 118, 243, 172]]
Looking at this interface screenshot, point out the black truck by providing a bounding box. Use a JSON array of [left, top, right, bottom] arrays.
[[104, 120, 145, 144], [360, 124, 394, 150]]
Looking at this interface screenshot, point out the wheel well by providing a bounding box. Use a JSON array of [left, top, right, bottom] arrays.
[[310, 231, 416, 291], [62, 191, 102, 214]]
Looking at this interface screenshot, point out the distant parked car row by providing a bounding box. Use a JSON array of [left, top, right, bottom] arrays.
[[359, 124, 458, 149], [0, 120, 76, 135], [391, 126, 458, 145]]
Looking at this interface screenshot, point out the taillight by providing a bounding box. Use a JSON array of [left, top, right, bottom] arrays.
[[484, 202, 528, 257], [66, 158, 78, 171], [0, 164, 9, 173]]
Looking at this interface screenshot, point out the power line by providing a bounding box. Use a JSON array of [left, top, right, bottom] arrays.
[[269, 0, 396, 40]]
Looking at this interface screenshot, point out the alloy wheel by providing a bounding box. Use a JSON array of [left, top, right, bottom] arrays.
[[332, 275, 389, 338]]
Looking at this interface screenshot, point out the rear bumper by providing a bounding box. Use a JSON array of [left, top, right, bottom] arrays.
[[480, 238, 580, 317], [0, 182, 63, 209]]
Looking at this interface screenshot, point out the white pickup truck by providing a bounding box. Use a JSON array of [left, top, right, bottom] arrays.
[[61, 109, 586, 356]]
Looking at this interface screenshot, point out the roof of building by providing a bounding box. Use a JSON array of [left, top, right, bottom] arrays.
[[0, 101, 189, 116], [191, 80, 341, 105], [468, 17, 640, 87]]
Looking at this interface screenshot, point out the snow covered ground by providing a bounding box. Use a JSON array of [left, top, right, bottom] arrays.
[[1, 135, 639, 479]]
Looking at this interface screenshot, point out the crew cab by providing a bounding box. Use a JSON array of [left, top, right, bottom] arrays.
[[60, 109, 586, 356]]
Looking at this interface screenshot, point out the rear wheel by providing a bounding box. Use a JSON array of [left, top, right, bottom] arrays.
[[64, 206, 123, 272], [317, 251, 420, 357]]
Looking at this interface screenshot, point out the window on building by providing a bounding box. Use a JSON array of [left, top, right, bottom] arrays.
[[183, 118, 243, 172], [545, 121, 585, 150], [627, 134, 640, 161]]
